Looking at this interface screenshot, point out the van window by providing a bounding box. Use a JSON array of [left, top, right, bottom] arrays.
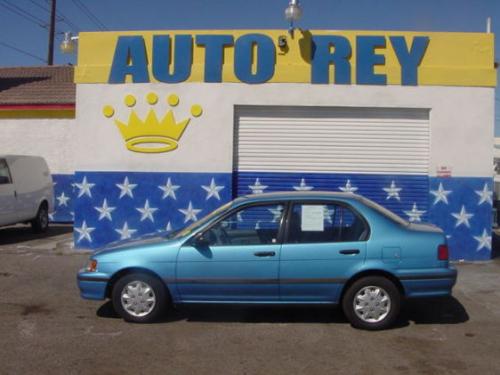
[[0, 159, 12, 185]]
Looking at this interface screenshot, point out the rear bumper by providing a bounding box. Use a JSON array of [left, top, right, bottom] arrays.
[[398, 267, 457, 298], [77, 272, 109, 300]]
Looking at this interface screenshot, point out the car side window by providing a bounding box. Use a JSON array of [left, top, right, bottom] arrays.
[[287, 202, 367, 244], [203, 203, 285, 246], [0, 159, 12, 185]]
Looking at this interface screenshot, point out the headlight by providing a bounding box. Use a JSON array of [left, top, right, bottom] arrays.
[[85, 259, 98, 272]]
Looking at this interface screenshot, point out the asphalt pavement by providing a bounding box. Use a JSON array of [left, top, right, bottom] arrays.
[[1, 224, 500, 375]]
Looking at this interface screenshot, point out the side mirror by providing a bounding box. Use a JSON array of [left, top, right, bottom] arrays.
[[193, 232, 210, 248]]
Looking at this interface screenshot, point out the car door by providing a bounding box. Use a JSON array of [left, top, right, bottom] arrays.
[[176, 202, 286, 302], [279, 201, 368, 303], [0, 158, 18, 226]]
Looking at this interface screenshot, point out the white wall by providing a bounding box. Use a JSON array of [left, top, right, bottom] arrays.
[[69, 83, 494, 177], [0, 118, 75, 174]]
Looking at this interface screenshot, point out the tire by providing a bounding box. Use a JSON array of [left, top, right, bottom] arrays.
[[342, 276, 400, 330], [31, 204, 49, 233], [111, 273, 167, 323]]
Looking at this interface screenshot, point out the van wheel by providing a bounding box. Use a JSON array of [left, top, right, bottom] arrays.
[[342, 276, 400, 330], [31, 204, 49, 233]]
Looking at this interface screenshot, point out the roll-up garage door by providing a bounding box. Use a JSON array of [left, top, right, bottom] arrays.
[[234, 106, 430, 219]]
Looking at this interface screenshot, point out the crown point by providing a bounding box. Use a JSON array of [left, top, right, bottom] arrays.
[[147, 92, 158, 105], [168, 94, 179, 107], [103, 105, 115, 118], [124, 94, 136, 107], [191, 104, 203, 118]]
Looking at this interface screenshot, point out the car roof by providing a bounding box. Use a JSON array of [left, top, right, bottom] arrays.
[[233, 191, 364, 205]]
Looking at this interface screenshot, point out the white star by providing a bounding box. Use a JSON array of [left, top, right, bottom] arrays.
[[115, 222, 137, 240], [404, 203, 426, 222], [158, 178, 180, 200], [237, 212, 243, 222], [75, 221, 95, 243], [116, 177, 137, 199], [475, 183, 493, 205], [166, 221, 172, 232], [324, 207, 335, 224], [202, 178, 224, 200], [249, 178, 268, 194], [451, 205, 474, 228], [179, 201, 202, 223], [339, 179, 358, 193], [268, 205, 284, 222], [293, 178, 314, 191], [383, 181, 402, 201], [49, 211, 56, 221], [136, 200, 158, 223], [75, 176, 95, 198], [430, 183, 452, 205], [56, 192, 70, 207], [255, 220, 261, 230], [94, 199, 116, 221], [474, 229, 492, 251]]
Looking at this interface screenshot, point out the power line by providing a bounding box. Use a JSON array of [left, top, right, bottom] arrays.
[[0, 1, 46, 28], [0, 41, 46, 63], [28, 0, 50, 13], [71, 0, 107, 30], [28, 0, 80, 32], [2, 0, 47, 24]]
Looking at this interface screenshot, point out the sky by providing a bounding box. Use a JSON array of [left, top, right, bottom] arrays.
[[0, 0, 499, 132]]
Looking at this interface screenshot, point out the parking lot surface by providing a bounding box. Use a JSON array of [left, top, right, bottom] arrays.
[[1, 225, 500, 375]]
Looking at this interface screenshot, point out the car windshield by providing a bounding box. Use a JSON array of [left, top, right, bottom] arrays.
[[359, 196, 409, 226], [166, 201, 233, 240]]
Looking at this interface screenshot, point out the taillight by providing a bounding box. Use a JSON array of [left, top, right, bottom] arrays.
[[438, 244, 449, 261]]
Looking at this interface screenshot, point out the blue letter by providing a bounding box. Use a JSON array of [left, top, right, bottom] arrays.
[[109, 36, 149, 83], [152, 35, 193, 83], [234, 34, 275, 84], [196, 35, 234, 82], [311, 36, 351, 84], [390, 36, 429, 86], [356, 36, 387, 85]]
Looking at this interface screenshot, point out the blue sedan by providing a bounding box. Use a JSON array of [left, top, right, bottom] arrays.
[[77, 192, 457, 330]]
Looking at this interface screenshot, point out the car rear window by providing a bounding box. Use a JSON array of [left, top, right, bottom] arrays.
[[359, 196, 409, 226]]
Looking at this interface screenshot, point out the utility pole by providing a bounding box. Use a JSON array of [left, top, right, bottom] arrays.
[[47, 0, 56, 65]]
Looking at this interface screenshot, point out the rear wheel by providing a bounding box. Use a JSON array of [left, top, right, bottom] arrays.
[[31, 203, 49, 233], [112, 273, 167, 323], [342, 276, 400, 330]]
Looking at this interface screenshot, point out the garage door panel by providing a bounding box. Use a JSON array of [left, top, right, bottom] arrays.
[[235, 106, 430, 176]]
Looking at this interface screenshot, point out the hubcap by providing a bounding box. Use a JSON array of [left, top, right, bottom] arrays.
[[353, 285, 391, 323], [121, 280, 156, 317]]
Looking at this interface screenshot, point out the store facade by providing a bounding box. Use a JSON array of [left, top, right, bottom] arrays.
[[66, 29, 496, 260]]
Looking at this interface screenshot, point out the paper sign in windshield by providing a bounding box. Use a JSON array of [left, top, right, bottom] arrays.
[[301, 205, 324, 232]]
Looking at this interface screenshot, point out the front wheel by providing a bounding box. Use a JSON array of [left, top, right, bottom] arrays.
[[342, 276, 400, 330], [31, 204, 49, 233], [112, 273, 167, 323]]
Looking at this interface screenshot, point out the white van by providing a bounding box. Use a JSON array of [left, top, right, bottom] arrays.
[[0, 155, 54, 233]]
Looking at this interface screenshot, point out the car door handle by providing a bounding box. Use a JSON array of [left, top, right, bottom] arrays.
[[254, 251, 276, 257], [339, 249, 360, 255]]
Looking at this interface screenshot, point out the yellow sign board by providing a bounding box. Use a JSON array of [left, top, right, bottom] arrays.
[[75, 29, 496, 87]]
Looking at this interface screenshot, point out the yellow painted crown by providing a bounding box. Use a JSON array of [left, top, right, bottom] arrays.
[[102, 92, 203, 153]]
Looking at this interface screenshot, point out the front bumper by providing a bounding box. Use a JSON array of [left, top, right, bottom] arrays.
[[77, 271, 110, 300]]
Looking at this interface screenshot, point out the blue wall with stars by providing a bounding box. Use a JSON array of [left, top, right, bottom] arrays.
[[52, 171, 492, 261]]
